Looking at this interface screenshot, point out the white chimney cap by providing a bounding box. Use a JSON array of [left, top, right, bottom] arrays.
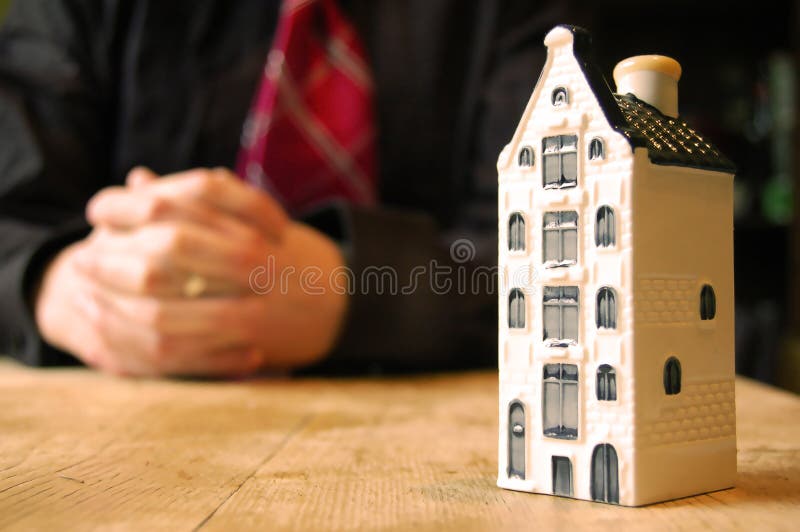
[[613, 55, 682, 118]]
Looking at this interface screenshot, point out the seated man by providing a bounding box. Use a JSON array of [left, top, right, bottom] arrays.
[[0, 0, 565, 376]]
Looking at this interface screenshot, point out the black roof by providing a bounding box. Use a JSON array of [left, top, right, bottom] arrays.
[[558, 24, 736, 174]]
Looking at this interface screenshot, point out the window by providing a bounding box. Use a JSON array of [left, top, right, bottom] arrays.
[[595, 206, 616, 247], [591, 444, 619, 504], [596, 287, 617, 329], [508, 401, 526, 479], [508, 212, 525, 252], [596, 364, 617, 401], [543, 211, 577, 267], [518, 146, 534, 167], [543, 286, 579, 346], [543, 363, 579, 439], [543, 135, 578, 189], [589, 137, 605, 160], [700, 284, 716, 320], [552, 456, 573, 497], [664, 357, 682, 395], [551, 87, 569, 106], [508, 288, 526, 329]]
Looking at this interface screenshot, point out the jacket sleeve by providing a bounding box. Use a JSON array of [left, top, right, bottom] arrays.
[[0, 0, 112, 365], [303, 2, 558, 373]]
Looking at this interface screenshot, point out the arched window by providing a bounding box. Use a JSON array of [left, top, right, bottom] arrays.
[[518, 146, 534, 167], [508, 401, 526, 479], [508, 289, 526, 329], [663, 357, 682, 395], [508, 212, 525, 252], [589, 138, 605, 160], [596, 364, 617, 401], [552, 87, 569, 106], [591, 444, 619, 504], [596, 287, 617, 329], [700, 284, 716, 320], [595, 206, 616, 247]]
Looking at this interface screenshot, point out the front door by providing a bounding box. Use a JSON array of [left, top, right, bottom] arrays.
[[591, 443, 619, 504], [508, 402, 526, 479], [552, 456, 573, 496]]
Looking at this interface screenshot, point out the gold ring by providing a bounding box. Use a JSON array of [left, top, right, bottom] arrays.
[[182, 274, 207, 298]]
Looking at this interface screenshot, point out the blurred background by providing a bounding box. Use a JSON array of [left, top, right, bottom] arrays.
[[580, 0, 799, 392], [0, 0, 797, 391]]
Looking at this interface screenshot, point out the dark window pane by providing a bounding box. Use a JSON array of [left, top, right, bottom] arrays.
[[590, 138, 605, 160], [543, 381, 560, 435], [508, 289, 525, 329], [596, 206, 616, 247], [544, 363, 561, 380], [543, 135, 578, 189], [561, 211, 578, 225], [562, 152, 578, 184], [544, 136, 560, 153], [508, 402, 526, 478], [562, 228, 578, 262], [596, 287, 617, 329], [562, 364, 578, 381], [591, 444, 619, 504], [543, 286, 579, 344], [544, 154, 560, 187], [597, 364, 617, 401], [543, 228, 560, 263], [561, 135, 578, 150], [543, 305, 560, 340], [700, 284, 716, 320], [543, 211, 578, 266], [608, 370, 617, 400], [664, 357, 682, 395], [591, 445, 606, 502], [552, 87, 569, 106], [563, 305, 579, 342], [562, 381, 578, 432], [509, 212, 525, 251], [552, 456, 573, 496], [542, 363, 579, 440], [543, 286, 560, 301], [605, 446, 619, 504], [518, 146, 533, 167]]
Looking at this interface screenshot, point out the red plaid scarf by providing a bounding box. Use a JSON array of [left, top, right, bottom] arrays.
[[236, 0, 378, 214]]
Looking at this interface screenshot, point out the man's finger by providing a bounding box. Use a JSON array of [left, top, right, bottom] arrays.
[[73, 237, 256, 297], [144, 168, 289, 242], [79, 286, 254, 376], [87, 187, 266, 246], [126, 166, 158, 189], [79, 222, 271, 294]]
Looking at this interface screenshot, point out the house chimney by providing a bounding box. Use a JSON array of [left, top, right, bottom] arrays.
[[613, 55, 682, 118]]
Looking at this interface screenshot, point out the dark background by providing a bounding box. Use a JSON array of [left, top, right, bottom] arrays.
[[577, 0, 799, 391], [0, 0, 797, 390]]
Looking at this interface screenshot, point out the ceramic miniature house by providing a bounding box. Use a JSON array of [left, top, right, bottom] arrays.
[[496, 25, 736, 506]]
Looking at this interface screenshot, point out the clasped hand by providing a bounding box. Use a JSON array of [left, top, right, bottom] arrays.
[[35, 168, 348, 377]]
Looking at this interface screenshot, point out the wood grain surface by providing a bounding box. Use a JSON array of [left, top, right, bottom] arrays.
[[0, 359, 797, 531]]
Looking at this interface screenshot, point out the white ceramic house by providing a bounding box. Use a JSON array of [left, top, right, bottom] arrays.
[[496, 25, 736, 506]]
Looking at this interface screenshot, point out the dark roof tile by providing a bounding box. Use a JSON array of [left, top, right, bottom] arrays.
[[614, 93, 736, 173]]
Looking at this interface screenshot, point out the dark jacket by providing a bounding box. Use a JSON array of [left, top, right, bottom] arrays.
[[0, 0, 566, 371]]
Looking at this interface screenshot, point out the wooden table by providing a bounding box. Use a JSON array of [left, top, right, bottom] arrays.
[[0, 359, 798, 531]]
